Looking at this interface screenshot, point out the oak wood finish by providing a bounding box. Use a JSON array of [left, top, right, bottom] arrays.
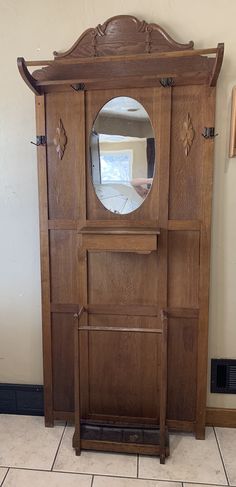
[[46, 92, 83, 220], [167, 318, 198, 422], [25, 47, 221, 67], [17, 57, 41, 95], [52, 313, 74, 412], [196, 86, 216, 439], [54, 410, 195, 433], [35, 96, 53, 426], [73, 312, 169, 461], [18, 17, 223, 92], [18, 15, 224, 456]]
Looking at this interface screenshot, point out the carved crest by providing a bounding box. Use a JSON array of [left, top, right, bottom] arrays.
[[180, 113, 195, 156], [17, 16, 224, 92], [53, 15, 194, 59], [53, 119, 67, 160]]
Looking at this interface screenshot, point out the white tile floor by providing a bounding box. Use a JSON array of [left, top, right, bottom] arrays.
[[0, 415, 235, 487]]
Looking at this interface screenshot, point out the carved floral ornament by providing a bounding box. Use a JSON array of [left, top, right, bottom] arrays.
[[180, 113, 195, 156], [53, 118, 67, 160]]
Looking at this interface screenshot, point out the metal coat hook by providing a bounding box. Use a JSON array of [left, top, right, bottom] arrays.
[[159, 77, 175, 87], [202, 127, 218, 139], [30, 135, 46, 146], [70, 83, 85, 91]]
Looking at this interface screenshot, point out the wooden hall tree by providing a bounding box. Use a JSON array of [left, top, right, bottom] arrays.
[[18, 15, 223, 456]]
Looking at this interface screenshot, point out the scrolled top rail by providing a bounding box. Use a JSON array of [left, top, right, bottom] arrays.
[[17, 16, 224, 93]]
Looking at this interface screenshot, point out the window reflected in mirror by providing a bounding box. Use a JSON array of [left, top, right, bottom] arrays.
[[90, 97, 155, 214]]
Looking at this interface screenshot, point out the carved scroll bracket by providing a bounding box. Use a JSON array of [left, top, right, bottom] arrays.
[[53, 118, 67, 160], [180, 113, 195, 156]]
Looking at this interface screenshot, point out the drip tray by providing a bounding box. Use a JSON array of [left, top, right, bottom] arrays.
[[75, 423, 170, 457]]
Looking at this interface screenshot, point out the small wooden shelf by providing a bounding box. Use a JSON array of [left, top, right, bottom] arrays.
[[78, 226, 160, 253], [78, 226, 160, 235]]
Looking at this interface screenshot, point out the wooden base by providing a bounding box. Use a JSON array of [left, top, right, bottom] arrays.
[[73, 424, 169, 459]]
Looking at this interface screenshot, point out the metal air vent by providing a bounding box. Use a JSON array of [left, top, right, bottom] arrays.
[[211, 359, 236, 394]]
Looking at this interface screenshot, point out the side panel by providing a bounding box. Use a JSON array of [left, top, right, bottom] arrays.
[[167, 318, 198, 421], [169, 85, 204, 220], [50, 230, 79, 304], [168, 231, 200, 309], [42, 91, 85, 419], [167, 85, 216, 433], [196, 86, 216, 437], [35, 95, 53, 425], [52, 313, 74, 412], [46, 92, 82, 220]]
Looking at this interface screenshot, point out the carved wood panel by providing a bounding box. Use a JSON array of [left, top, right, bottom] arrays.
[[46, 92, 84, 220], [169, 86, 205, 220], [53, 118, 67, 160], [180, 113, 195, 156], [53, 15, 194, 60]]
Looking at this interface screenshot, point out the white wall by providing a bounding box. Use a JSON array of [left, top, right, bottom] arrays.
[[0, 0, 236, 407]]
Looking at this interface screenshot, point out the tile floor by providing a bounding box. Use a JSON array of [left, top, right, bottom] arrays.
[[0, 415, 235, 487]]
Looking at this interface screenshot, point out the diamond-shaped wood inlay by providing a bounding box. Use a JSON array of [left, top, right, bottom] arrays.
[[53, 118, 67, 160], [180, 113, 195, 156]]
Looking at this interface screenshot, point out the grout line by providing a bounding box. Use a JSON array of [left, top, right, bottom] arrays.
[[0, 468, 10, 487], [0, 465, 231, 486], [4, 466, 92, 477], [50, 422, 67, 471], [139, 478, 228, 486], [137, 454, 139, 478], [53, 469, 140, 480], [213, 427, 230, 486], [184, 484, 230, 487], [91, 474, 94, 487]]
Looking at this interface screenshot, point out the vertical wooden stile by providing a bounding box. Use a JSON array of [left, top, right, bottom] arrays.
[[73, 314, 81, 454], [159, 315, 168, 463], [196, 86, 216, 438], [157, 86, 172, 311], [78, 91, 87, 224], [35, 95, 53, 426], [157, 86, 171, 458]]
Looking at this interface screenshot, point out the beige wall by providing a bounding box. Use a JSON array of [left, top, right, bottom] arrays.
[[0, 0, 236, 408]]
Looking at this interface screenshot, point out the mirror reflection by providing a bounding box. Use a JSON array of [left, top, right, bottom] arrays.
[[90, 97, 155, 214]]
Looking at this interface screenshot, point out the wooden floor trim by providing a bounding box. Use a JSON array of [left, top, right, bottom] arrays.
[[206, 407, 236, 428]]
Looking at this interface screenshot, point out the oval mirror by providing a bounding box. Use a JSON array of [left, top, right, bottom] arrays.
[[90, 96, 155, 214]]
